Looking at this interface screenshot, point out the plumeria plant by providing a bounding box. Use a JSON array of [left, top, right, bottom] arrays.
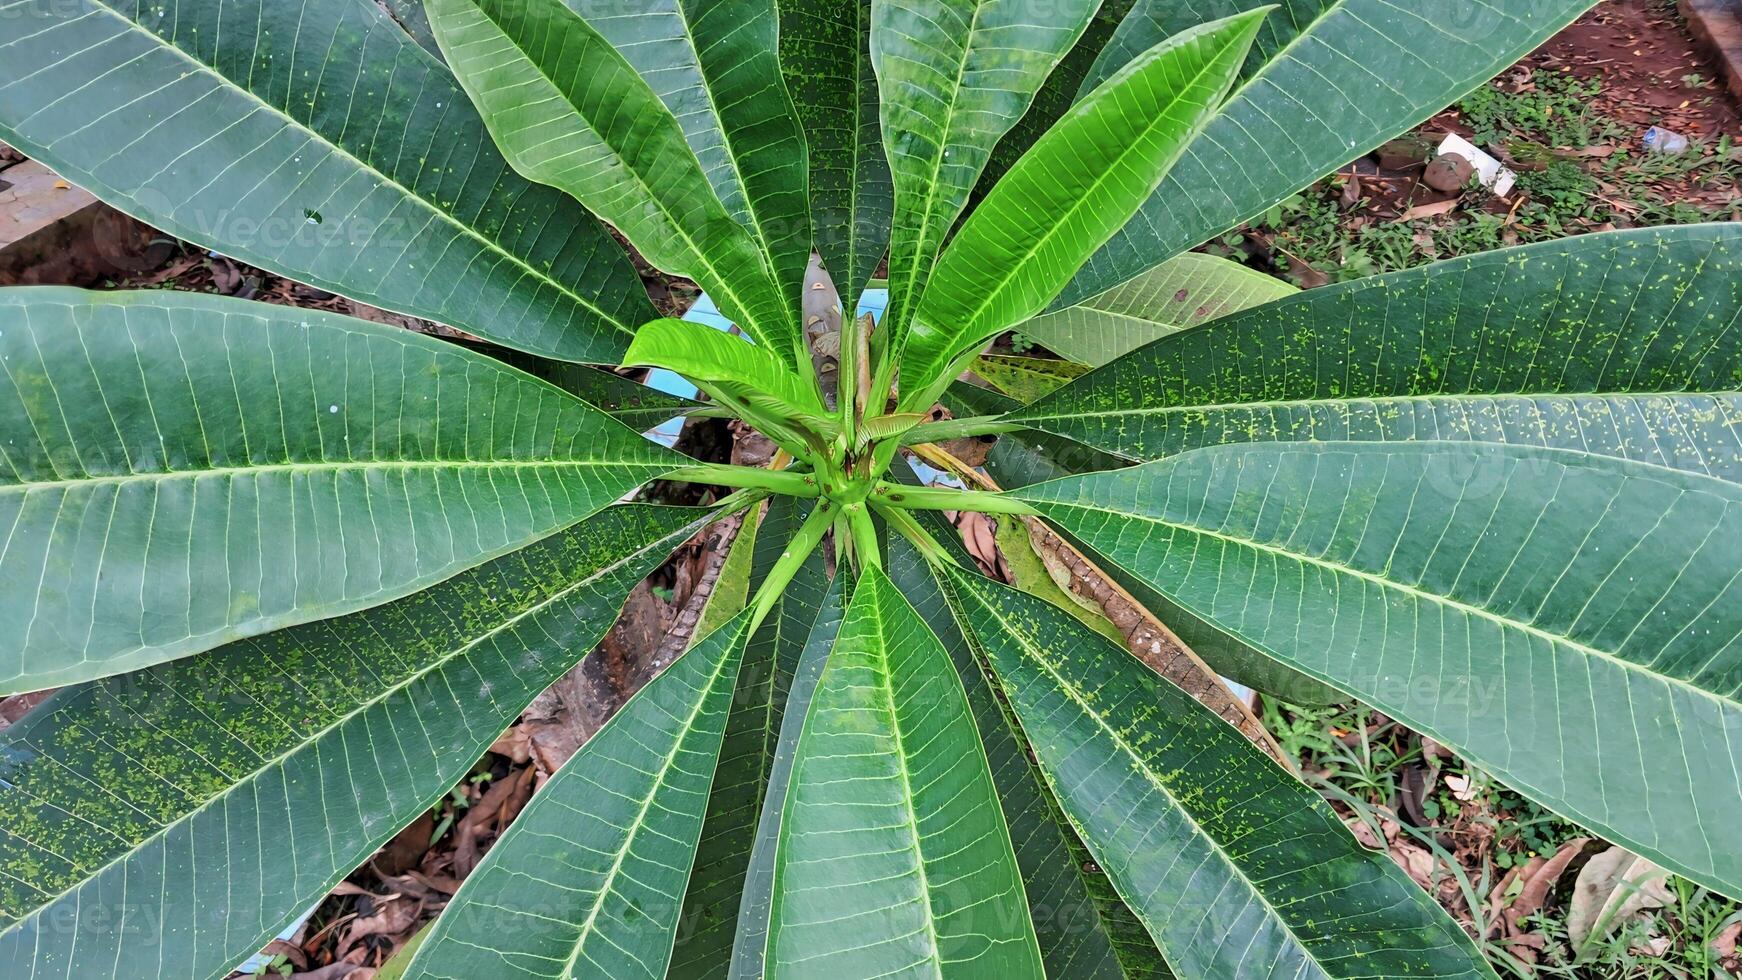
[[2, 0, 1739, 977]]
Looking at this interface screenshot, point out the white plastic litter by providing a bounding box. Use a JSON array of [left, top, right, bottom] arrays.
[[1435, 133, 1517, 196]]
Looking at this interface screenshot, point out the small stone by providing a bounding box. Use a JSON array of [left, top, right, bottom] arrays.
[[1423, 152, 1474, 193]]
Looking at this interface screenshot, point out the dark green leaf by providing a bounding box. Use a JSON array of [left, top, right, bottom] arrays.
[[727, 575, 847, 980], [1016, 440, 1742, 901], [780, 0, 891, 310], [517, 362, 701, 428], [946, 566, 1496, 978], [766, 567, 1044, 976], [942, 383, 1128, 490], [0, 0, 652, 362], [405, 610, 758, 980], [0, 504, 710, 978], [873, 0, 1100, 347], [588, 0, 814, 317], [1018, 226, 1742, 483], [0, 289, 676, 692], [888, 538, 1147, 979], [671, 498, 831, 979], [967, 0, 1139, 212]]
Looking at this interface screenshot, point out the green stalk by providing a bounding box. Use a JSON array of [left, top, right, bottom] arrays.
[[901, 415, 1023, 445], [870, 482, 1038, 516], [748, 499, 835, 631], [875, 503, 961, 569], [663, 463, 822, 497]]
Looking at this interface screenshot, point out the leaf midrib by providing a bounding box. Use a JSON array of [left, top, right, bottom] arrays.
[[3, 457, 670, 492], [0, 514, 701, 937], [80, 0, 637, 341], [1033, 496, 1742, 716], [1020, 389, 1737, 424]]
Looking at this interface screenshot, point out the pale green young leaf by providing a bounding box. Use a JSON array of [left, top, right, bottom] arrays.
[[1016, 441, 1742, 902], [405, 610, 759, 980], [622, 319, 831, 427], [973, 355, 1091, 403], [1018, 252, 1295, 366], [767, 567, 1044, 977], [0, 0, 652, 363], [0, 504, 711, 978], [426, 0, 797, 359], [0, 289, 676, 694], [946, 567, 1496, 978], [900, 11, 1267, 411]]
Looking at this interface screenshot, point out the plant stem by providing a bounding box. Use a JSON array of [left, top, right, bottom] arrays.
[[663, 463, 821, 497], [874, 503, 961, 569], [901, 415, 1023, 445], [748, 498, 835, 631], [845, 505, 882, 569], [870, 481, 1038, 515]]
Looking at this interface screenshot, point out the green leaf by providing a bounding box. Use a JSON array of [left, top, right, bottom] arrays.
[[0, 503, 710, 978], [1054, 0, 1599, 309], [901, 11, 1267, 411], [967, 0, 1140, 211], [405, 609, 758, 980], [887, 538, 1147, 978], [1015, 440, 1742, 902], [1016, 227, 1742, 482], [766, 567, 1044, 976], [672, 498, 831, 979], [873, 0, 1101, 348], [623, 319, 830, 426], [728, 574, 847, 980], [0, 289, 676, 693], [1019, 252, 1295, 366], [0, 0, 653, 363], [973, 355, 1092, 403], [587, 0, 813, 317], [944, 566, 1497, 979], [780, 0, 891, 310], [427, 0, 798, 362]]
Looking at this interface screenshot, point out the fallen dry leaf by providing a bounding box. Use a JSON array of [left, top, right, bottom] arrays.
[[1568, 845, 1674, 956], [1509, 837, 1591, 931], [1395, 198, 1461, 222]]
